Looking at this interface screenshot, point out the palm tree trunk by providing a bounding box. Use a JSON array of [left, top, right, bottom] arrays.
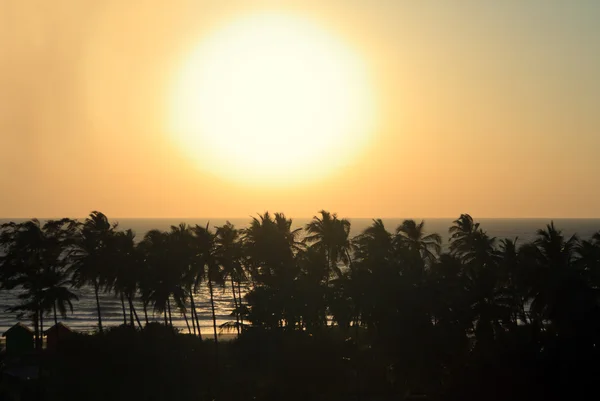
[[40, 310, 44, 349], [127, 295, 143, 329], [129, 300, 134, 326], [164, 309, 168, 326], [143, 300, 149, 325], [237, 280, 244, 330], [189, 292, 197, 335], [191, 294, 202, 340], [167, 298, 173, 327], [120, 292, 127, 325], [53, 302, 58, 326], [33, 311, 40, 350], [231, 276, 240, 335], [208, 278, 220, 379], [183, 309, 191, 333], [208, 278, 219, 346], [94, 280, 103, 333]]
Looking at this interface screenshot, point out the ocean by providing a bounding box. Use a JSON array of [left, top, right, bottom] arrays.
[[1, 217, 599, 335]]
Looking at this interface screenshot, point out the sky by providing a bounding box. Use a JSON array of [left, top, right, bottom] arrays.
[[1, 0, 599, 218]]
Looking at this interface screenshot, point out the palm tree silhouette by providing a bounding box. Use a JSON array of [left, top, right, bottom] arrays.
[[215, 222, 246, 334], [138, 229, 187, 328], [305, 210, 351, 281], [395, 219, 442, 265], [523, 222, 585, 336], [105, 229, 143, 328], [0, 218, 79, 346], [243, 212, 303, 287], [449, 214, 481, 258], [68, 211, 116, 333], [192, 224, 222, 343], [40, 275, 79, 326], [242, 212, 303, 329]]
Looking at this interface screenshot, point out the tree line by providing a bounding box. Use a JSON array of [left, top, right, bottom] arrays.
[[1, 210, 600, 397]]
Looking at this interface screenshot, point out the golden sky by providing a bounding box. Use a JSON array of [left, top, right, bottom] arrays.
[[1, 0, 599, 218]]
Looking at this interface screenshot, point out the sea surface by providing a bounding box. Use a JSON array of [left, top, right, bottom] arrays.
[[1, 217, 599, 336]]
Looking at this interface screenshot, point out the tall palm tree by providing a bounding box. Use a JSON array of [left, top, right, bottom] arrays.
[[243, 212, 303, 286], [138, 228, 188, 329], [497, 238, 528, 325], [215, 222, 246, 334], [523, 222, 586, 336], [242, 212, 303, 329], [349, 219, 395, 332], [0, 218, 78, 346], [0, 219, 47, 346], [449, 214, 481, 257], [39, 274, 79, 326], [395, 219, 442, 265], [192, 224, 222, 343], [167, 223, 198, 334], [575, 231, 600, 292], [352, 219, 394, 270], [106, 229, 143, 328], [305, 210, 351, 280], [68, 211, 116, 333]]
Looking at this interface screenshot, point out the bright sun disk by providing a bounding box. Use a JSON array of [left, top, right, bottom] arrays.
[[168, 12, 377, 185]]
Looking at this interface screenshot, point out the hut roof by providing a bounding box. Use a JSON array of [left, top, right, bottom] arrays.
[[2, 322, 34, 337], [44, 322, 74, 335]]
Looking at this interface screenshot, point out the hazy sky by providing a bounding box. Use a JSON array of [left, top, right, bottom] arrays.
[[1, 0, 599, 218]]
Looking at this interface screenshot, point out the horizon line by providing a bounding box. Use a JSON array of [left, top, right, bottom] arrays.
[[3, 216, 600, 220]]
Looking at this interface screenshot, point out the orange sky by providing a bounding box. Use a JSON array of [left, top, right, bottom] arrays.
[[1, 0, 599, 218]]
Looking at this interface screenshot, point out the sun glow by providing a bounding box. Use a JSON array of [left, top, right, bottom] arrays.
[[168, 12, 377, 185]]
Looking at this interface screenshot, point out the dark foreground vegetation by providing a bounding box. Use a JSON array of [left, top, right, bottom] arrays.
[[1, 211, 600, 400]]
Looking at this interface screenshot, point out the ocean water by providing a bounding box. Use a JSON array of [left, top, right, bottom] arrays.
[[1, 217, 599, 335]]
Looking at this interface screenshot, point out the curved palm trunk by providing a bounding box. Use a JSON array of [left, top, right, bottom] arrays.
[[231, 276, 240, 335], [191, 294, 202, 340], [167, 298, 173, 327], [189, 292, 197, 335], [143, 300, 149, 325], [53, 302, 58, 326], [33, 311, 40, 350], [182, 309, 191, 333], [93, 280, 103, 333], [127, 294, 143, 329], [40, 311, 44, 349], [208, 278, 220, 379], [237, 280, 244, 331], [120, 293, 127, 325], [208, 278, 219, 346]]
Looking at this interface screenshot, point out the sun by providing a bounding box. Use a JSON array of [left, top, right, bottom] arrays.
[[168, 12, 377, 186]]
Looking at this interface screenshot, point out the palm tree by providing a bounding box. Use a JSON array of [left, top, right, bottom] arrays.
[[215, 222, 246, 334], [138, 228, 189, 329], [106, 229, 143, 328], [166, 223, 202, 336], [192, 224, 222, 344], [242, 212, 303, 329], [523, 222, 587, 336], [449, 214, 481, 257], [40, 275, 79, 325], [497, 238, 528, 325], [0, 218, 78, 346], [575, 231, 600, 293], [305, 210, 351, 281], [0, 219, 47, 347], [243, 212, 303, 287], [68, 211, 116, 333], [349, 219, 395, 332], [395, 219, 442, 265], [352, 219, 394, 269]]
